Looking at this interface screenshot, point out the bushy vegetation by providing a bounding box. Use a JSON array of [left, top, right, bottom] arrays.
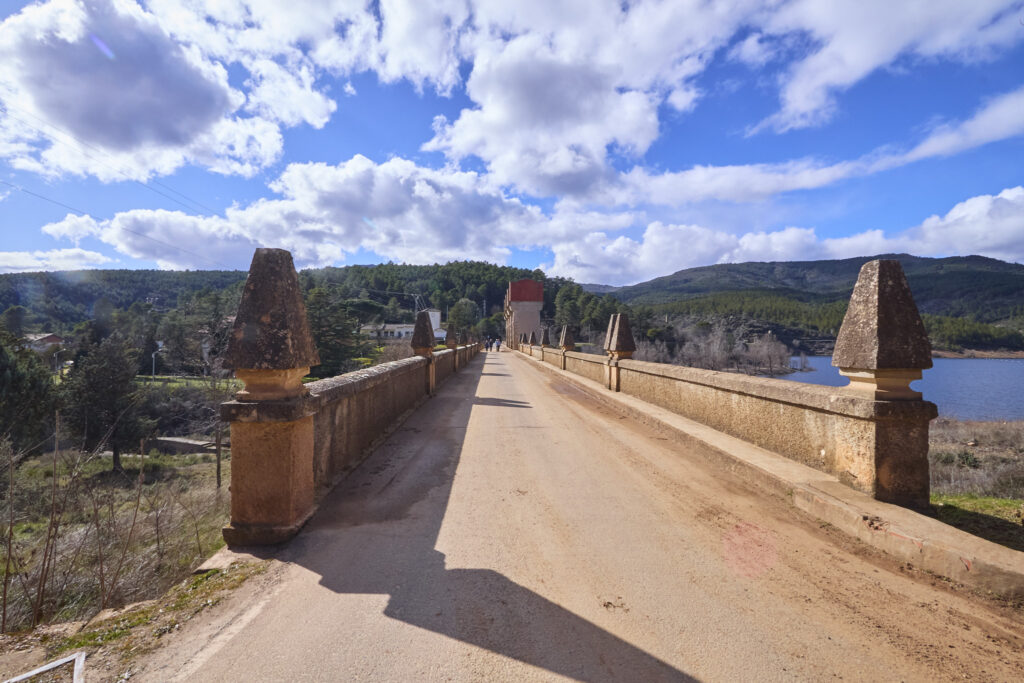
[[647, 290, 849, 335], [0, 331, 58, 455], [1, 443, 230, 633], [624, 291, 1024, 353], [928, 419, 1024, 551], [920, 314, 1024, 352], [0, 270, 247, 334]]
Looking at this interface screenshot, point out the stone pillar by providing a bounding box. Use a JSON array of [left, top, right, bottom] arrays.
[[558, 325, 574, 369], [412, 310, 435, 395], [832, 259, 936, 507], [445, 327, 458, 370], [604, 313, 636, 391], [221, 248, 320, 545]]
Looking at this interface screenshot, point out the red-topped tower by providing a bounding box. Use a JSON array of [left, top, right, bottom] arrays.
[[504, 279, 543, 350]]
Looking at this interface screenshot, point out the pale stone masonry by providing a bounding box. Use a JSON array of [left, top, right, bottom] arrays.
[[222, 248, 320, 545], [221, 251, 481, 545], [833, 259, 932, 400], [520, 260, 936, 508]]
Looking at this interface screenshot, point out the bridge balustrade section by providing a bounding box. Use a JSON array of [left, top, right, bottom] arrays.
[[523, 259, 937, 509]]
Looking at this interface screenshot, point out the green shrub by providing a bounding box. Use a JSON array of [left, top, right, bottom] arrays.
[[956, 450, 980, 469]]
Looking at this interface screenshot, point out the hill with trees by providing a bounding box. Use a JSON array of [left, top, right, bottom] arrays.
[[583, 254, 1024, 353]]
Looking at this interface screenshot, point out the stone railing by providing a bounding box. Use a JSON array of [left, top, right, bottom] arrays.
[[521, 259, 937, 508], [220, 249, 480, 545]]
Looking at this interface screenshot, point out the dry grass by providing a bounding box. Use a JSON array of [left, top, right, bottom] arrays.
[[928, 419, 1024, 551], [929, 419, 1024, 499], [1, 449, 230, 634], [0, 560, 268, 681]]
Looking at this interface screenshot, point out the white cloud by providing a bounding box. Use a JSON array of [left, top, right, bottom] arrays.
[[0, 248, 112, 273], [896, 85, 1024, 164], [0, 0, 286, 180], [424, 33, 661, 196], [601, 81, 1024, 207], [729, 32, 776, 67], [41, 155, 549, 269], [244, 58, 336, 128], [900, 186, 1024, 260], [546, 222, 741, 285], [2, 0, 1022, 198], [757, 0, 1023, 132], [544, 186, 1024, 285]]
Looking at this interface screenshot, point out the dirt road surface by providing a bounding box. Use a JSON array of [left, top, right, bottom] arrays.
[[140, 351, 1024, 682]]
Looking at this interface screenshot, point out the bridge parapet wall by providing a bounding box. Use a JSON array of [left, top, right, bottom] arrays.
[[434, 348, 455, 385], [616, 359, 934, 501], [305, 355, 430, 495], [522, 259, 936, 508], [522, 345, 934, 506], [220, 247, 483, 545]]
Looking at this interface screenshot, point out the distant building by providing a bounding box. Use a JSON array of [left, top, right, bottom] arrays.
[[360, 322, 417, 340], [362, 308, 445, 342], [24, 333, 63, 353], [504, 280, 542, 349]]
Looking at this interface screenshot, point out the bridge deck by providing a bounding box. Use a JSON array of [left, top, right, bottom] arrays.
[[147, 350, 1024, 681]]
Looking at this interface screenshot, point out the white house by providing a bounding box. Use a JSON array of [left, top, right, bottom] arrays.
[[361, 309, 446, 342]]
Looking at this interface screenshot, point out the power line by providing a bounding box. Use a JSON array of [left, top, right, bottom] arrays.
[[0, 102, 220, 216], [0, 178, 233, 270]]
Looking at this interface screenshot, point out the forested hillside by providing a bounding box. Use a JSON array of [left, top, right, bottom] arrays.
[[4, 253, 1024, 363], [600, 254, 1024, 318], [588, 254, 1024, 352], [0, 269, 248, 333]]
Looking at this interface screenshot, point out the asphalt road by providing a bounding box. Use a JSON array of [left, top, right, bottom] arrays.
[[142, 350, 1024, 682]]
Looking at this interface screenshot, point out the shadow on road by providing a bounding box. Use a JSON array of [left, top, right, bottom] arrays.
[[282, 352, 695, 682]]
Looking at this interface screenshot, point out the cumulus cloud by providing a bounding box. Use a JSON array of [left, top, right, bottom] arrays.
[[729, 33, 776, 67], [0, 248, 112, 273], [3, 0, 1022, 197], [545, 187, 1024, 285], [41, 155, 548, 269], [600, 82, 1024, 207], [425, 33, 660, 196], [0, 0, 289, 180], [901, 186, 1024, 260], [756, 0, 1023, 132]]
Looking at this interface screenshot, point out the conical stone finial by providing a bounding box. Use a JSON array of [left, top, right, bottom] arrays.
[[528, 331, 537, 345], [225, 249, 319, 400], [833, 260, 931, 399], [226, 249, 320, 371], [559, 325, 574, 349], [411, 310, 434, 355], [444, 326, 457, 348], [540, 327, 551, 346], [607, 313, 636, 358]]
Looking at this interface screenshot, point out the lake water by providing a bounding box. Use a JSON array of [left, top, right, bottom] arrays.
[[780, 356, 1024, 421]]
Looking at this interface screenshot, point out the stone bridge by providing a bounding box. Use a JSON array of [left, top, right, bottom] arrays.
[[174, 248, 1024, 681]]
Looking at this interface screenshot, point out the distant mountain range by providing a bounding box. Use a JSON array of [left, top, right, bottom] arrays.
[[582, 254, 1024, 324]]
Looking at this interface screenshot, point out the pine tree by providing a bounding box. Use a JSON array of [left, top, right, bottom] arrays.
[[62, 334, 152, 472]]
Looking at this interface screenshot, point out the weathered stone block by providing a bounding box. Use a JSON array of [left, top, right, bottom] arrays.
[[225, 248, 319, 371], [833, 260, 932, 371]]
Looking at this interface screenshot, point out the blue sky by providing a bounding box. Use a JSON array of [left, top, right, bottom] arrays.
[[0, 0, 1022, 285]]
